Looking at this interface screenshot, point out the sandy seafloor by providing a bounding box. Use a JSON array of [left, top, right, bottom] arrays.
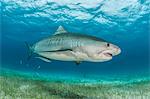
[[0, 68, 150, 99]]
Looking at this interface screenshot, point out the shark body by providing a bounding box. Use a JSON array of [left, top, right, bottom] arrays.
[[27, 26, 121, 64]]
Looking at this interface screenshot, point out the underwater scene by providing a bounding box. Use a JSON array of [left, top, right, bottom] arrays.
[[0, 0, 150, 99]]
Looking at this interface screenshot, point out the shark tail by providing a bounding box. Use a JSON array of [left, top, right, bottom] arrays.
[[25, 42, 34, 60]]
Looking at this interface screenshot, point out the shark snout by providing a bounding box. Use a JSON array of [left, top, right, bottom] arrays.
[[112, 45, 121, 56]]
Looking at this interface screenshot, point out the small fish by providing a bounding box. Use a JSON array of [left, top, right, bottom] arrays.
[[26, 26, 121, 64], [20, 60, 23, 64], [37, 65, 41, 69]]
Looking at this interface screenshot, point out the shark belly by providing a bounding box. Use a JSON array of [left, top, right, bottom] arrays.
[[37, 50, 90, 62], [38, 51, 77, 61]]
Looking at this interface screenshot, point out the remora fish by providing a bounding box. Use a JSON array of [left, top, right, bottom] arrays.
[[26, 26, 121, 65]]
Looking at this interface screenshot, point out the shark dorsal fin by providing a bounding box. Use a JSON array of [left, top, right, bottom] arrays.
[[54, 26, 67, 35]]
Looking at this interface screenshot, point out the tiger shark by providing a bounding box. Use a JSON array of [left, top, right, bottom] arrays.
[[26, 26, 121, 65]]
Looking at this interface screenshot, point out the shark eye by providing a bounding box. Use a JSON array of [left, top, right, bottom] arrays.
[[107, 43, 110, 47]]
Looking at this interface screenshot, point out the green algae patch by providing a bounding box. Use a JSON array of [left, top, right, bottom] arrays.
[[0, 74, 150, 99]]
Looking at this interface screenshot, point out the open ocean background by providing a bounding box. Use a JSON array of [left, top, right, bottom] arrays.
[[1, 0, 150, 82]]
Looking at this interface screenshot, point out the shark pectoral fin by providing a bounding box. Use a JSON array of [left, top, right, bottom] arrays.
[[35, 57, 51, 62], [75, 61, 82, 65]]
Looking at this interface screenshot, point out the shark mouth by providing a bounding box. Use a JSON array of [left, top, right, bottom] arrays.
[[98, 50, 113, 58], [103, 52, 113, 57]]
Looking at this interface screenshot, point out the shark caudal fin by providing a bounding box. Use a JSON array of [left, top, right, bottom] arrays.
[[25, 42, 34, 60]]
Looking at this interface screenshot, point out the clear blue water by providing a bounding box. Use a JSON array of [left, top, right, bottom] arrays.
[[1, 0, 150, 81]]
